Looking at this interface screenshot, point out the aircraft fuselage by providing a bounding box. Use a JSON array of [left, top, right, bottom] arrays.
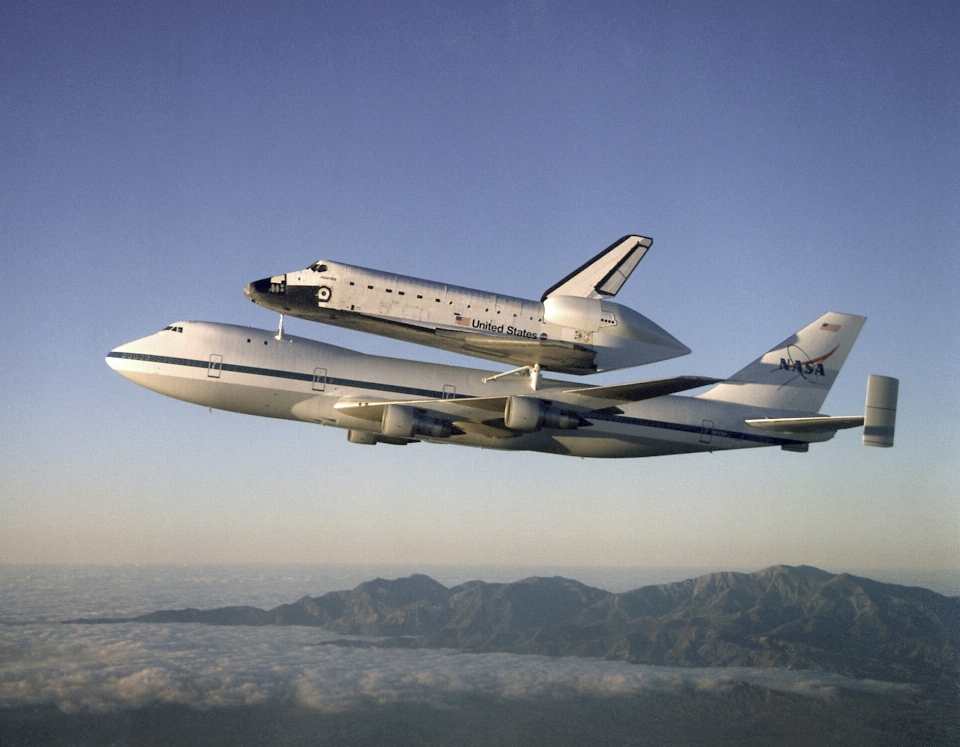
[[107, 322, 829, 459]]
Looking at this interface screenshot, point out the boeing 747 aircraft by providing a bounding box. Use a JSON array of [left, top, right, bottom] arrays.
[[107, 312, 897, 459], [243, 235, 689, 376]]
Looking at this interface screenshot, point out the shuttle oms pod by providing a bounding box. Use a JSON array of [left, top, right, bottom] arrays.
[[244, 235, 690, 376]]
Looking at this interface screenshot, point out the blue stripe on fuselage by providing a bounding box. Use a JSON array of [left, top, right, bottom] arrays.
[[107, 351, 466, 400], [586, 412, 800, 446]]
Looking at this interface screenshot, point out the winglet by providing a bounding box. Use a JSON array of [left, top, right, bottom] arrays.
[[542, 235, 652, 301]]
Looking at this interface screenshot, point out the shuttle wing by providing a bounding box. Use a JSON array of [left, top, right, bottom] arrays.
[[434, 330, 597, 371], [542, 235, 652, 301]]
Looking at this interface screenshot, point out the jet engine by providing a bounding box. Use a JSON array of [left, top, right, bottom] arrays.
[[348, 429, 415, 446], [381, 404, 454, 439], [504, 396, 581, 432]]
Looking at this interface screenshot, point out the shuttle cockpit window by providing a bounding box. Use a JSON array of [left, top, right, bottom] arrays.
[[309, 262, 328, 273]]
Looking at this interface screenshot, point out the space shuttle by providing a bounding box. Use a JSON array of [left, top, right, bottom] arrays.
[[244, 235, 690, 376]]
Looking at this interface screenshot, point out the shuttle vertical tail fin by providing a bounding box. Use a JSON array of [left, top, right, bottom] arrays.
[[697, 312, 867, 413], [542, 235, 652, 301]]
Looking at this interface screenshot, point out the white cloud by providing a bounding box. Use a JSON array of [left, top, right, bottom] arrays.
[[0, 622, 915, 714]]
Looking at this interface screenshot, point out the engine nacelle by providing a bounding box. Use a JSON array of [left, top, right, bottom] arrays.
[[381, 404, 453, 439], [348, 429, 378, 445], [503, 396, 580, 432], [348, 429, 415, 446]]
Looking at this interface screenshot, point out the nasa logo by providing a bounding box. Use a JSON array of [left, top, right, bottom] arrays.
[[317, 286, 332, 303], [779, 357, 826, 377], [771, 343, 839, 382], [539, 333, 548, 341]]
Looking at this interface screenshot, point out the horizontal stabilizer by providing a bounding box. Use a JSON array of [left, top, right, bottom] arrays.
[[565, 375, 722, 403], [745, 415, 864, 433], [542, 235, 652, 301]]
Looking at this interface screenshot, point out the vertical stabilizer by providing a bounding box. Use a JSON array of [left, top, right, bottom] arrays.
[[697, 312, 867, 412], [542, 235, 652, 301], [863, 374, 898, 447]]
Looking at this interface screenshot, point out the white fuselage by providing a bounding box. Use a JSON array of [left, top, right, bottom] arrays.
[[243, 261, 690, 375], [107, 322, 830, 459]]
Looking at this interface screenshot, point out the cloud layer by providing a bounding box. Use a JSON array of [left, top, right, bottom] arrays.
[[0, 622, 913, 714]]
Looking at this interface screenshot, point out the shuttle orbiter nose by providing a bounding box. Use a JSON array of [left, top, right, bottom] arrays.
[[243, 277, 271, 302], [244, 277, 289, 315]]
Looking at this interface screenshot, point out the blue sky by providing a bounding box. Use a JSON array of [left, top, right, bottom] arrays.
[[1, 1, 957, 577]]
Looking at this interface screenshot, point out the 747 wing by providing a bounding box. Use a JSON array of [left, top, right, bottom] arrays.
[[333, 375, 722, 438]]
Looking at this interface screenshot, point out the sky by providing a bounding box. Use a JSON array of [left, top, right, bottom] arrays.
[[1, 1, 958, 578]]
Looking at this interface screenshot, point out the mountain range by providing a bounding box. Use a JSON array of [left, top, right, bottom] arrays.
[[68, 565, 959, 685]]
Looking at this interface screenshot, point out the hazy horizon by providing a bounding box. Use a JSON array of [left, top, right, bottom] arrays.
[[2, 562, 957, 605]]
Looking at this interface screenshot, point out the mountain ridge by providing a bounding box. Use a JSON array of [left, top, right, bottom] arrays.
[[65, 564, 959, 685]]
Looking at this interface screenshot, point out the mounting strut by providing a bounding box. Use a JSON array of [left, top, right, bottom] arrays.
[[482, 363, 541, 391]]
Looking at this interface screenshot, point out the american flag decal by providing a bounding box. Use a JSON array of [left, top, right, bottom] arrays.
[[455, 315, 472, 328], [820, 323, 841, 332]]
